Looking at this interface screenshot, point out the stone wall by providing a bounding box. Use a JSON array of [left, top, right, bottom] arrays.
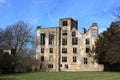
[[36, 18, 104, 71]]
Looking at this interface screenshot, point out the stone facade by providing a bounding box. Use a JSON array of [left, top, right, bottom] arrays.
[[0, 49, 15, 55], [36, 18, 103, 71]]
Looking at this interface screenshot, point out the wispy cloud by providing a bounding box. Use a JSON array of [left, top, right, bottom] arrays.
[[47, 11, 55, 26], [0, 0, 5, 4]]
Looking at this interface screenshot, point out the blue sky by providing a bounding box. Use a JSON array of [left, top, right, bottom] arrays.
[[0, 0, 120, 33]]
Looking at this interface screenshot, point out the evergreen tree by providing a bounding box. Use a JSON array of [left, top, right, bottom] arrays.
[[95, 22, 120, 71]]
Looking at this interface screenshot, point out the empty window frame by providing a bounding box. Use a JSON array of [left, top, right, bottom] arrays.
[[41, 48, 44, 53], [73, 48, 77, 53], [40, 33, 45, 45], [41, 56, 44, 61], [62, 57, 67, 62], [92, 30, 97, 36], [65, 64, 68, 69], [49, 32, 54, 45], [86, 38, 90, 44], [62, 30, 67, 36], [60, 64, 62, 67], [49, 48, 53, 53], [62, 48, 67, 53], [48, 64, 53, 68], [62, 38, 67, 45], [49, 55, 53, 61], [86, 48, 90, 53], [72, 32, 76, 37], [84, 58, 88, 64], [73, 56, 77, 62], [63, 21, 68, 26], [72, 37, 78, 45]]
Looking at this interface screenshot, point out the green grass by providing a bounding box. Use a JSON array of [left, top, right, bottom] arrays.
[[0, 71, 120, 80]]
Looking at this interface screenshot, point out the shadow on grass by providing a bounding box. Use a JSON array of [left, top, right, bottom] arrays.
[[0, 78, 18, 80]]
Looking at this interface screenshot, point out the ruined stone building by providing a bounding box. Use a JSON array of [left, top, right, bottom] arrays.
[[36, 18, 103, 71], [0, 49, 16, 55]]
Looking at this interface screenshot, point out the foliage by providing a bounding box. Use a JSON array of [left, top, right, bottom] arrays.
[[0, 52, 14, 73], [95, 22, 120, 70], [15, 56, 40, 72]]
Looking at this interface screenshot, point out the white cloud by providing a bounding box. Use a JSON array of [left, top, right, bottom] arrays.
[[0, 0, 5, 4]]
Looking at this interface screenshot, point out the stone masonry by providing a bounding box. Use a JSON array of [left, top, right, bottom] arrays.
[[36, 18, 103, 71]]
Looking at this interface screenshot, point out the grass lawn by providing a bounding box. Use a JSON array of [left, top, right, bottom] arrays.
[[0, 71, 120, 80]]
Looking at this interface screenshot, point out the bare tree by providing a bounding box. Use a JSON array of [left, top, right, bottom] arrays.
[[113, 7, 120, 21], [0, 21, 38, 73], [0, 21, 35, 56], [0, 28, 4, 48]]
